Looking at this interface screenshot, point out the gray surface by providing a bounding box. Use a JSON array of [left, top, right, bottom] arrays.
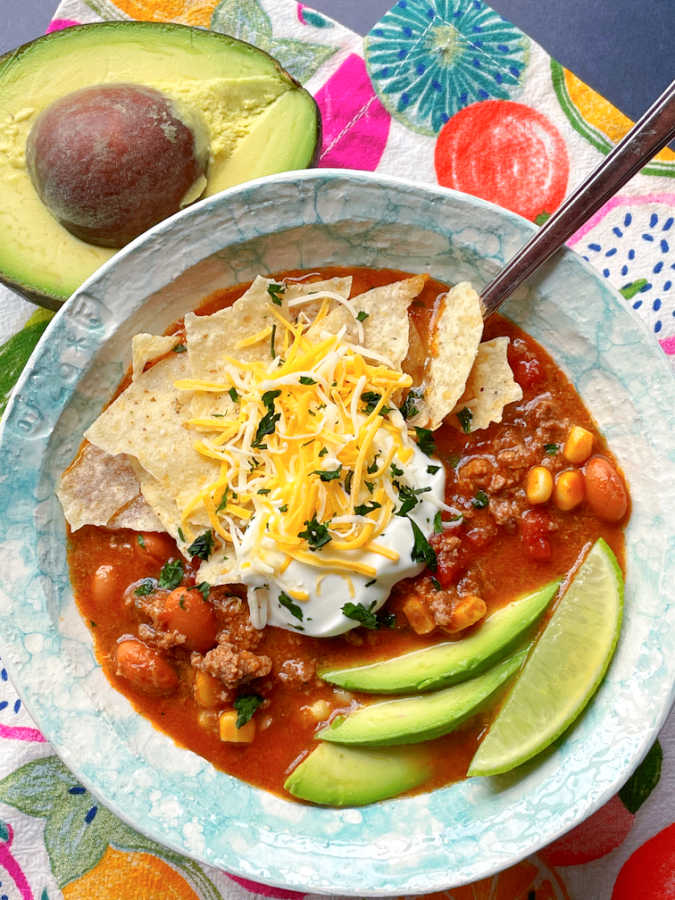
[[1, 0, 673, 123]]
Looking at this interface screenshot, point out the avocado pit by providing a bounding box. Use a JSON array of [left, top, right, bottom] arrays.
[[25, 82, 210, 248]]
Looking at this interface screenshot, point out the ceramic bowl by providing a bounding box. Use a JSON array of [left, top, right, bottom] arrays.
[[0, 170, 673, 895]]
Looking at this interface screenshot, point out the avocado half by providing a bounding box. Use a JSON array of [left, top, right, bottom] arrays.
[[0, 22, 321, 307]]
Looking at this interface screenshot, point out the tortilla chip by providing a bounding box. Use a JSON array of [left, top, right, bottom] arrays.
[[422, 282, 483, 430], [57, 442, 141, 531], [451, 337, 523, 432], [185, 275, 291, 420], [309, 274, 427, 369], [108, 493, 164, 532], [285, 276, 352, 324], [132, 333, 181, 380], [85, 353, 220, 528]]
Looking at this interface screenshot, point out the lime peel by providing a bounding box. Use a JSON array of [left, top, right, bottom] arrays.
[[468, 538, 624, 777]]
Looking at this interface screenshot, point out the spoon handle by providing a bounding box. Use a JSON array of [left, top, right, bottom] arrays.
[[481, 79, 675, 319]]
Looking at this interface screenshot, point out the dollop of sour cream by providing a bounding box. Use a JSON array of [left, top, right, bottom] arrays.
[[239, 443, 445, 637]]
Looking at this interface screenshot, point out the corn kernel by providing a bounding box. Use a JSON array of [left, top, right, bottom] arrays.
[[219, 709, 256, 743], [525, 466, 554, 504], [563, 425, 594, 464], [402, 597, 435, 634], [554, 469, 585, 511], [301, 699, 332, 723], [447, 595, 487, 633], [194, 670, 223, 709]]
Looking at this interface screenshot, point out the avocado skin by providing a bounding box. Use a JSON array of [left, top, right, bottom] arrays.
[[0, 22, 321, 307], [317, 647, 527, 747], [284, 743, 431, 806], [320, 580, 560, 694]]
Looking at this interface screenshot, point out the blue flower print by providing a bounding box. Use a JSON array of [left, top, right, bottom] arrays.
[[366, 0, 530, 135]]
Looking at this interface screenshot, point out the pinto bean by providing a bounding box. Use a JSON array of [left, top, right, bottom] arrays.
[[157, 587, 219, 653], [91, 564, 119, 608], [115, 639, 178, 695], [584, 456, 628, 522]]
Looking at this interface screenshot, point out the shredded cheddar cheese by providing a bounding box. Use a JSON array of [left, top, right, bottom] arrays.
[[176, 311, 417, 583]]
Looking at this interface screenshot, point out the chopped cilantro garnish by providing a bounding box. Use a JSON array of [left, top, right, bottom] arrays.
[[136, 534, 146, 548], [473, 490, 489, 509], [355, 501, 381, 516], [342, 601, 378, 629], [318, 446, 328, 457], [431, 576, 442, 591], [158, 559, 184, 590], [361, 391, 382, 415], [299, 375, 317, 385], [415, 426, 436, 456], [409, 519, 437, 571], [134, 578, 156, 596], [172, 343, 187, 353], [257, 488, 271, 495], [279, 504, 288, 513], [390, 462, 404, 477], [544, 443, 559, 455], [253, 390, 281, 448], [356, 310, 369, 322], [298, 515, 331, 550], [279, 591, 303, 621], [456, 407, 473, 434], [365, 578, 377, 587], [446, 452, 461, 469], [433, 511, 443, 534], [270, 323, 277, 358], [177, 526, 185, 542], [396, 483, 431, 516], [312, 466, 342, 482], [216, 486, 230, 513], [400, 387, 423, 421], [196, 582, 210, 601], [344, 470, 353, 494], [234, 694, 263, 728], [187, 529, 214, 560], [178, 595, 186, 609], [267, 282, 285, 305], [365, 480, 375, 493], [228, 386, 239, 402], [249, 457, 260, 471], [367, 455, 380, 474]]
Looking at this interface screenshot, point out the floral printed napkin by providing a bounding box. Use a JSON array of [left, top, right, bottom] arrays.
[[0, 1, 673, 898]]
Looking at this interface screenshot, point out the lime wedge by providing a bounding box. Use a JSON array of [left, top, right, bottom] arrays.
[[468, 538, 624, 776]]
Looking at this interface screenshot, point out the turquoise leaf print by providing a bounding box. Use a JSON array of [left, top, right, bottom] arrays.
[[0, 756, 220, 897], [366, 0, 530, 135], [211, 0, 336, 82]]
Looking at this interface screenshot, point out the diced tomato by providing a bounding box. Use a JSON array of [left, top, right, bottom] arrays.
[[508, 339, 544, 390], [520, 508, 552, 561], [431, 535, 463, 588]]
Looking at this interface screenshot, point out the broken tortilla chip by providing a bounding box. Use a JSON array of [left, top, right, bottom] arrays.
[[132, 333, 181, 380], [309, 274, 427, 369], [57, 442, 142, 531], [84, 352, 220, 539], [422, 282, 483, 430], [108, 493, 164, 532], [451, 337, 523, 432]]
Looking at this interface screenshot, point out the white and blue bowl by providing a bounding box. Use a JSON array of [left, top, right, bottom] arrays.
[[0, 170, 673, 894]]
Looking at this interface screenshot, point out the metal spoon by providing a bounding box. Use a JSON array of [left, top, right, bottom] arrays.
[[481, 79, 675, 319]]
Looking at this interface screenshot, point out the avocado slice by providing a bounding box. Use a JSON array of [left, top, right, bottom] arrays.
[[320, 580, 559, 693], [0, 22, 320, 307], [317, 647, 527, 747], [284, 742, 432, 806]]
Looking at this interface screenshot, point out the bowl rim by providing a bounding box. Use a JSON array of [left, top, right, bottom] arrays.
[[0, 168, 673, 895]]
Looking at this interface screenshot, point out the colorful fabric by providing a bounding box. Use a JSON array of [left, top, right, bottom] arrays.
[[0, 1, 672, 898]]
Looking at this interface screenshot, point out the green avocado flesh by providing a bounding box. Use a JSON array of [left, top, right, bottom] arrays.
[[284, 743, 432, 806], [0, 22, 320, 305], [317, 648, 527, 747], [320, 580, 559, 694]]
